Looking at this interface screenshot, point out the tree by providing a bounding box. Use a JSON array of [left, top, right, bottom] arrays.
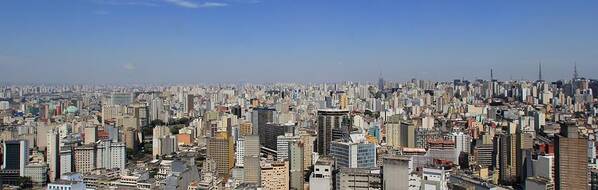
[[150, 119, 166, 127]]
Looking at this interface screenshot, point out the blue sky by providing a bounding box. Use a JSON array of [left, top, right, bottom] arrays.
[[0, 0, 597, 84]]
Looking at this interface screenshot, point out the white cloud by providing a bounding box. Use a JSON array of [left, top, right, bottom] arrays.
[[163, 0, 228, 8], [123, 63, 136, 70], [92, 0, 159, 7], [198, 2, 228, 8], [164, 0, 199, 8]]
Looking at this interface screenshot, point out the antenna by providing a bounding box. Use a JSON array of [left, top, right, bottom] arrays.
[[573, 62, 579, 79], [538, 61, 543, 81]]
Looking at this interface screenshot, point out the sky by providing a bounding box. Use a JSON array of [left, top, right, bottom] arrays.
[[0, 0, 597, 84]]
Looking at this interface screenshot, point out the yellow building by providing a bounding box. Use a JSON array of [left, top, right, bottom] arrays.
[[207, 132, 234, 178], [239, 122, 253, 136], [261, 160, 289, 190]]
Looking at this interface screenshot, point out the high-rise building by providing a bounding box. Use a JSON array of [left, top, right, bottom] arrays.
[[337, 168, 382, 190], [1, 140, 29, 176], [110, 92, 133, 106], [152, 135, 177, 158], [74, 144, 96, 173], [124, 128, 139, 151], [207, 132, 234, 178], [244, 135, 261, 184], [555, 123, 588, 190], [47, 129, 60, 181], [185, 94, 194, 114], [152, 126, 177, 158], [277, 133, 300, 160], [260, 160, 289, 190], [300, 132, 316, 171], [516, 132, 534, 183], [497, 133, 517, 184], [95, 140, 126, 171], [239, 122, 252, 136], [400, 121, 416, 148], [288, 140, 304, 190], [261, 123, 294, 150], [252, 108, 274, 140], [386, 116, 416, 148], [382, 156, 410, 190], [236, 137, 245, 167], [310, 157, 335, 190], [317, 109, 349, 156], [378, 75, 385, 91], [385, 119, 401, 148], [421, 167, 450, 190], [473, 143, 493, 167], [84, 126, 97, 144], [59, 146, 74, 176], [330, 140, 376, 169], [452, 132, 472, 154]]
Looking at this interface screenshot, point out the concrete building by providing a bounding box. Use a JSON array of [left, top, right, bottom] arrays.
[[96, 140, 126, 171], [526, 176, 554, 190], [452, 132, 472, 154], [421, 167, 449, 190], [330, 140, 376, 169], [260, 160, 289, 190], [152, 126, 177, 158], [236, 137, 245, 167], [382, 156, 411, 190], [300, 132, 316, 171], [243, 135, 261, 184], [74, 144, 96, 173], [1, 140, 29, 176], [336, 168, 381, 190], [288, 140, 304, 190], [84, 126, 97, 144], [47, 173, 86, 190], [310, 157, 335, 190], [47, 129, 60, 181], [277, 133, 300, 160], [555, 123, 588, 190], [124, 128, 139, 151], [207, 131, 234, 177], [252, 107, 274, 140], [317, 109, 350, 156], [24, 162, 48, 184]]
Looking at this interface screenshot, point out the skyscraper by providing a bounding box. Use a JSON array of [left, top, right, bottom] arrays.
[[317, 109, 349, 156], [330, 140, 376, 169], [288, 140, 305, 190], [74, 144, 96, 173], [207, 131, 234, 178], [277, 133, 300, 160], [382, 156, 410, 190], [555, 122, 588, 190], [1, 140, 29, 176], [310, 157, 335, 190], [84, 126, 97, 144], [260, 160, 289, 190], [244, 135, 261, 184], [252, 107, 274, 137], [47, 129, 60, 181]]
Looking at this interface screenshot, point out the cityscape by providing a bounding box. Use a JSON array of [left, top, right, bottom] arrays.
[[1, 1, 598, 190]]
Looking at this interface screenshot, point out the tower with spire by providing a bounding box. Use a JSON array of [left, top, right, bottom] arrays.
[[573, 62, 579, 80], [378, 72, 384, 91], [538, 62, 543, 81]]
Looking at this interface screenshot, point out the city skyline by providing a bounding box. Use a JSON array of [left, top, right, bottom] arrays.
[[1, 0, 597, 83]]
